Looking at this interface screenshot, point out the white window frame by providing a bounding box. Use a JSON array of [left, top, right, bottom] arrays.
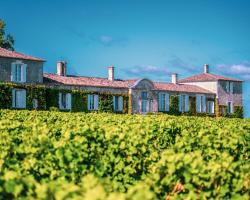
[[88, 94, 99, 111], [12, 89, 26, 108], [59, 93, 72, 110], [207, 101, 215, 114], [158, 92, 170, 112], [227, 101, 233, 114], [196, 94, 206, 113], [113, 96, 123, 112], [179, 94, 189, 112], [11, 62, 27, 83]]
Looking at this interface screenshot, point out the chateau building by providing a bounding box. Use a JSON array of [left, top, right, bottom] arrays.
[[0, 47, 243, 116]]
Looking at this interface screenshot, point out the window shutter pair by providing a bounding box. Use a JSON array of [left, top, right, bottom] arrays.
[[12, 89, 26, 108], [11, 63, 27, 82]]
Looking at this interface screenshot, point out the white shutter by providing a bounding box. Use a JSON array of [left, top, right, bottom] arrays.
[[11, 63, 16, 82], [12, 89, 16, 108], [230, 82, 234, 94], [196, 95, 201, 113], [66, 93, 72, 110], [87, 95, 91, 110], [21, 90, 26, 108], [202, 96, 206, 112], [118, 96, 123, 111], [21, 64, 27, 83], [179, 95, 182, 112], [94, 95, 99, 110], [185, 95, 189, 112], [59, 93, 62, 110], [165, 93, 170, 111], [211, 101, 215, 114]]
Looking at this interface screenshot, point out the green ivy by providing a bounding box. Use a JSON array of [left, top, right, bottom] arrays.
[[99, 94, 113, 113], [169, 95, 180, 115], [26, 85, 46, 110], [45, 88, 59, 109], [71, 91, 87, 112]]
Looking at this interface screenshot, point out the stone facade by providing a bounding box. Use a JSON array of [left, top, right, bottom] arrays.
[[181, 80, 243, 107], [217, 80, 242, 106], [0, 57, 43, 83]]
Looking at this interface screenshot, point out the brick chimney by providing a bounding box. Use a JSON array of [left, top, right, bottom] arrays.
[[204, 64, 209, 73], [172, 73, 178, 84], [108, 66, 114, 81], [57, 61, 67, 76]]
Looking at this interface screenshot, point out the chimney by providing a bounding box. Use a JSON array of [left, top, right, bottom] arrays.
[[108, 66, 114, 81], [204, 64, 209, 73], [57, 61, 67, 76], [171, 73, 178, 84]]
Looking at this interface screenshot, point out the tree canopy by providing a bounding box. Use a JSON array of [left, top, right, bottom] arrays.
[[0, 19, 14, 50]]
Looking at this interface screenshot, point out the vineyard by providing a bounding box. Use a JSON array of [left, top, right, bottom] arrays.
[[0, 110, 249, 200]]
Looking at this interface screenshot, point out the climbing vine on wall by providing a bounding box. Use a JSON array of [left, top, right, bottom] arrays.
[[26, 85, 46, 110], [169, 95, 180, 115], [99, 94, 113, 113], [0, 83, 12, 108], [71, 91, 87, 112]]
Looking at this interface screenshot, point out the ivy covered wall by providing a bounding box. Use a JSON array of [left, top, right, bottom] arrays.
[[0, 83, 243, 118]]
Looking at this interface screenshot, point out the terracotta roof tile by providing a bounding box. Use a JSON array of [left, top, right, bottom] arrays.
[[44, 73, 214, 94], [43, 73, 137, 88], [154, 82, 213, 94], [179, 73, 242, 83], [0, 47, 45, 62]]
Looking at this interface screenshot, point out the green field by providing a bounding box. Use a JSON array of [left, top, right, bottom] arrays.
[[0, 110, 249, 200]]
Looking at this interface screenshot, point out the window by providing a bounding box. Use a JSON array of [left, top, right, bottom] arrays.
[[59, 93, 71, 110], [11, 63, 27, 83], [227, 101, 233, 113], [141, 92, 148, 113], [225, 81, 234, 94], [88, 94, 99, 110], [196, 95, 206, 113], [179, 94, 189, 112], [12, 89, 26, 108], [158, 93, 169, 112], [113, 96, 123, 112], [207, 101, 215, 114]]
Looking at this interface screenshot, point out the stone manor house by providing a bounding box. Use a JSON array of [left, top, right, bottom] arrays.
[[0, 47, 243, 116]]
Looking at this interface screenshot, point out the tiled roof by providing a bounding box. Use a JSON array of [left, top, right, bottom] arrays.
[[44, 73, 214, 94], [0, 47, 45, 62], [154, 82, 213, 94], [178, 73, 242, 83], [43, 73, 137, 88]]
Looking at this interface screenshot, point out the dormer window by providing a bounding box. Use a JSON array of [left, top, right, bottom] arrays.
[[11, 62, 27, 83]]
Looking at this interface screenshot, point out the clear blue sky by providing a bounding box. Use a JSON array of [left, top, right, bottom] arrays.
[[1, 0, 249, 117]]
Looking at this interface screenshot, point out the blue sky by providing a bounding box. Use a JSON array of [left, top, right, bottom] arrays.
[[1, 0, 249, 117]]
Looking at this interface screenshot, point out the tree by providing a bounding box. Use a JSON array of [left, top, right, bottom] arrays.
[[0, 19, 14, 50]]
